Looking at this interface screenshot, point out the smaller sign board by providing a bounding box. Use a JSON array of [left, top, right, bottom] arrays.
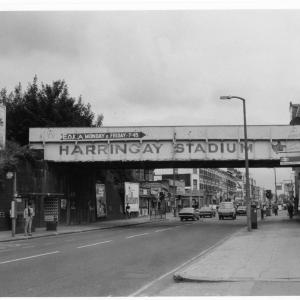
[[280, 156, 300, 166], [125, 182, 139, 212], [96, 183, 107, 217], [45, 215, 55, 222]]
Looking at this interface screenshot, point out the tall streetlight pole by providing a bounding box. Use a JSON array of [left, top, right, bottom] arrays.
[[220, 95, 252, 231], [274, 168, 278, 203]]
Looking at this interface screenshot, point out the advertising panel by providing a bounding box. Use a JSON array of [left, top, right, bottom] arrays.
[[124, 182, 139, 212], [96, 183, 107, 217], [29, 125, 300, 163], [0, 105, 6, 150]]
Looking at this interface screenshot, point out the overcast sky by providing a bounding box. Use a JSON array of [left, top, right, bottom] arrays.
[[0, 7, 299, 191]]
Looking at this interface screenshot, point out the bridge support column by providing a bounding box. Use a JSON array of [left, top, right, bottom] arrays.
[[294, 168, 300, 214]]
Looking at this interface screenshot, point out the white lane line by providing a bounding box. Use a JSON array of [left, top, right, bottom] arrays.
[[77, 240, 112, 249], [126, 233, 149, 239], [22, 245, 35, 249], [155, 228, 172, 233], [0, 251, 60, 265]]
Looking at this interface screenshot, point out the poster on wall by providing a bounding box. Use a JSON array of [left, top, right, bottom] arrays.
[[0, 105, 6, 150], [124, 182, 139, 212], [96, 183, 107, 217]]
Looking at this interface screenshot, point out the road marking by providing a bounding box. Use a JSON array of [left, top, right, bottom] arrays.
[[0, 251, 60, 265], [155, 228, 172, 233], [126, 233, 149, 239], [77, 240, 112, 249], [129, 234, 234, 297], [22, 245, 35, 249]]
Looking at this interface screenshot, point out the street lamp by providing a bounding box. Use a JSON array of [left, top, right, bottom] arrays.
[[220, 95, 252, 231], [274, 168, 278, 203], [6, 171, 17, 237]]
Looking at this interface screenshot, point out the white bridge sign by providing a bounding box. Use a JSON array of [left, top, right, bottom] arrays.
[[29, 125, 300, 163]]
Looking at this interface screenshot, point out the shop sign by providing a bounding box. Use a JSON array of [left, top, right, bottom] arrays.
[[45, 215, 55, 222], [176, 186, 185, 195], [140, 188, 149, 196], [150, 187, 161, 195]]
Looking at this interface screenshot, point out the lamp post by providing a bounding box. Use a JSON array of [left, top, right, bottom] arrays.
[[6, 171, 16, 237], [274, 168, 278, 203], [220, 95, 252, 231]]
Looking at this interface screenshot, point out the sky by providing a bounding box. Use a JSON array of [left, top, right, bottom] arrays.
[[0, 2, 299, 192]]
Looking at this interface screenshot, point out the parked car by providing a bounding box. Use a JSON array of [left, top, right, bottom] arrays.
[[218, 202, 236, 220], [236, 205, 247, 216], [179, 207, 200, 221], [199, 206, 216, 218]]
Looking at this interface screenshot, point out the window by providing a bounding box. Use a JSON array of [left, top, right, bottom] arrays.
[[193, 179, 198, 190]]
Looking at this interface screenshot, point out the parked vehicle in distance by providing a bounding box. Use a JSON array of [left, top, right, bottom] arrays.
[[199, 206, 216, 218], [218, 202, 236, 220], [179, 207, 200, 221], [236, 205, 247, 216]]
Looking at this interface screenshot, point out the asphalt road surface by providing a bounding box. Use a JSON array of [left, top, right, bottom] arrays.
[[0, 216, 246, 296]]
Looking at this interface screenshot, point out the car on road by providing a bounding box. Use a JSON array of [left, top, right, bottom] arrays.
[[236, 205, 247, 216], [179, 207, 200, 221], [218, 202, 236, 220], [199, 206, 216, 218]]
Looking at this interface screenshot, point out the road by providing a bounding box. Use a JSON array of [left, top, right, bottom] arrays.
[[0, 216, 246, 296]]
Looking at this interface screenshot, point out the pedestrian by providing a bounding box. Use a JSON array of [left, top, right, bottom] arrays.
[[125, 203, 130, 218], [261, 205, 265, 219], [87, 200, 94, 223], [24, 202, 34, 236], [287, 201, 294, 219], [273, 204, 278, 216]]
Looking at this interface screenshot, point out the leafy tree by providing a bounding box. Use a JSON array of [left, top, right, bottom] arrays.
[[0, 140, 33, 174], [0, 76, 103, 146]]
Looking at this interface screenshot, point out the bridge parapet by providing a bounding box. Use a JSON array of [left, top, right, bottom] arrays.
[[29, 125, 300, 166]]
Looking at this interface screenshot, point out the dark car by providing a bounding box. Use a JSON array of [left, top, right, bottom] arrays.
[[236, 205, 247, 216], [199, 206, 216, 218], [179, 207, 200, 221]]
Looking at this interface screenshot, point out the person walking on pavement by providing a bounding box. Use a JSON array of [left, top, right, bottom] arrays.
[[273, 203, 278, 216], [125, 203, 130, 218], [24, 202, 34, 236], [287, 201, 294, 219]]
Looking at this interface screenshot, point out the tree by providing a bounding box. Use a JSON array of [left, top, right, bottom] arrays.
[[0, 76, 103, 146]]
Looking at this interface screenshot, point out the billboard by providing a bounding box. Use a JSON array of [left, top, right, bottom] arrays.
[[96, 183, 107, 217], [124, 182, 139, 212], [0, 105, 6, 150], [29, 125, 300, 163]]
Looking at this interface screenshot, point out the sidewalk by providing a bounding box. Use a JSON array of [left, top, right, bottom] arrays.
[[0, 213, 177, 242], [171, 210, 300, 296]]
